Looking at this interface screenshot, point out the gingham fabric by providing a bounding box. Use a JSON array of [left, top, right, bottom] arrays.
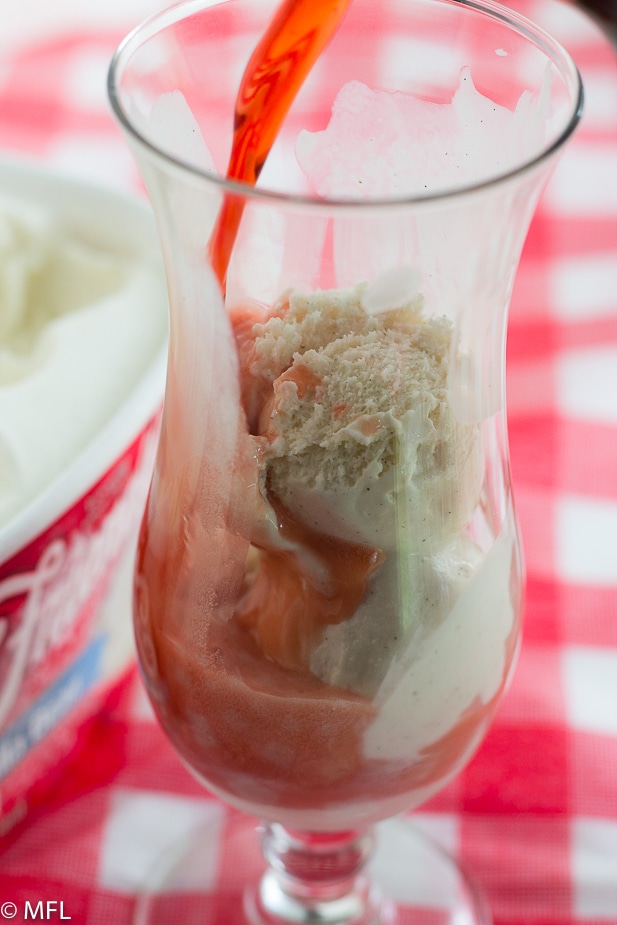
[[0, 2, 616, 923]]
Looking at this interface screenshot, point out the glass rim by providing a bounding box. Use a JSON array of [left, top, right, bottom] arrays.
[[107, 0, 584, 210]]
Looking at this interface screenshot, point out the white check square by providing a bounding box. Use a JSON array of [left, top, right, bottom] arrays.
[[98, 789, 225, 894], [545, 144, 617, 217], [371, 815, 459, 907], [556, 346, 617, 427], [572, 817, 617, 918], [556, 495, 617, 586], [562, 645, 617, 736], [549, 254, 617, 322]]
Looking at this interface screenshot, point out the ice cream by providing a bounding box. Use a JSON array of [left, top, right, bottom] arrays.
[[0, 192, 167, 530], [135, 282, 521, 830], [231, 284, 485, 696]]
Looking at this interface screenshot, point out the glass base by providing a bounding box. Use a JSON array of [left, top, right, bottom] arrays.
[[132, 813, 492, 925]]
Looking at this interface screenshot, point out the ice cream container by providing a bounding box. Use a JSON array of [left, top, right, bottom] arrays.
[[0, 157, 168, 839]]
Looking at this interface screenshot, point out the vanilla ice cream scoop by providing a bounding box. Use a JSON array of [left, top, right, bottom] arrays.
[[232, 285, 485, 696], [251, 285, 481, 549]]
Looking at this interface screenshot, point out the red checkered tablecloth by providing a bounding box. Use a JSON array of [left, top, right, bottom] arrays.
[[0, 2, 616, 923]]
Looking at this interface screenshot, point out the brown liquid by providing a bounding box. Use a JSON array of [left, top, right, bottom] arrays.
[[135, 519, 514, 817], [235, 494, 384, 672], [208, 0, 352, 290]]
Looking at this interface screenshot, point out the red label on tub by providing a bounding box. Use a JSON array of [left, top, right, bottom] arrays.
[[0, 418, 159, 824]]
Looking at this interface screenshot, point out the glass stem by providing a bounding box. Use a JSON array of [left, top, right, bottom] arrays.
[[245, 823, 384, 925]]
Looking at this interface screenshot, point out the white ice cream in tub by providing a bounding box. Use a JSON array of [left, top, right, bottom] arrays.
[[0, 157, 167, 837]]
